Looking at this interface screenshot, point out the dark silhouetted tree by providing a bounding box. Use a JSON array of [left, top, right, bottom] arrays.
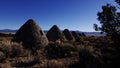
[[94, 4, 120, 46], [115, 0, 120, 5]]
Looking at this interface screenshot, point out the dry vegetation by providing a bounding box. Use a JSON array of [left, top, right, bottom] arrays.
[[0, 33, 120, 68]]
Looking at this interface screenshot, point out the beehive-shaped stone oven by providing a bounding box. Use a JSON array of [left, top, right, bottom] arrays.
[[63, 29, 75, 41], [46, 25, 66, 42], [12, 19, 48, 49]]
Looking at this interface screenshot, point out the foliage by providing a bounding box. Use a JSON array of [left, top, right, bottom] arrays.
[[115, 0, 120, 5], [12, 56, 40, 67], [45, 43, 76, 59], [94, 4, 120, 35], [94, 4, 120, 45], [78, 48, 97, 68], [0, 33, 120, 67], [0, 42, 26, 58], [0, 51, 5, 63]]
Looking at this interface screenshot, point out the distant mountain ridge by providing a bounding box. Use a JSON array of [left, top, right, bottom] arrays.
[[0, 29, 105, 36], [0, 29, 17, 33]]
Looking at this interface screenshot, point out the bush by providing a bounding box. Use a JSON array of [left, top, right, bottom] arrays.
[[45, 43, 76, 59], [0, 43, 11, 58], [12, 56, 40, 67], [9, 43, 25, 57], [0, 42, 25, 58], [77, 46, 105, 68], [0, 51, 5, 63]]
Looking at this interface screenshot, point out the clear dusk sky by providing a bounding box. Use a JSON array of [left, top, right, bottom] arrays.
[[0, 0, 117, 32]]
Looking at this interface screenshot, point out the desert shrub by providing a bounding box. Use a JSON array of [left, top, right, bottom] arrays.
[[12, 56, 40, 67], [45, 43, 76, 59], [47, 60, 63, 68], [77, 48, 102, 68], [0, 42, 25, 58], [69, 45, 103, 68], [0, 61, 12, 68], [0, 37, 12, 44], [79, 48, 95, 61], [83, 41, 92, 46], [9, 43, 25, 58], [0, 43, 11, 58], [75, 36, 84, 43], [0, 51, 5, 63]]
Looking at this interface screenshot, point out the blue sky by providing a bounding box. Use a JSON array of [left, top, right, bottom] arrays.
[[0, 0, 116, 32]]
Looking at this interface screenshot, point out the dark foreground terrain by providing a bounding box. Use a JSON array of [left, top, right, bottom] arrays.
[[0, 33, 120, 68]]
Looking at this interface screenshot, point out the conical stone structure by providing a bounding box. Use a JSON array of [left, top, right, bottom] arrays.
[[12, 19, 48, 49], [46, 25, 66, 42], [63, 29, 75, 41], [71, 31, 79, 39]]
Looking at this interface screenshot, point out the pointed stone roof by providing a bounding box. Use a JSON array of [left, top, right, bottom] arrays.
[[63, 29, 75, 41], [46, 25, 66, 42], [12, 19, 48, 49], [71, 31, 79, 39]]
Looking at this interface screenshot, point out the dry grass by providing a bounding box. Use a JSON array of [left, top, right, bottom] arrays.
[[0, 61, 12, 68], [0, 37, 12, 44], [0, 35, 119, 68]]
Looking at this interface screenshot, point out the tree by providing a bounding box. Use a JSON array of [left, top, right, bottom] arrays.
[[115, 0, 120, 5], [94, 4, 120, 46]]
